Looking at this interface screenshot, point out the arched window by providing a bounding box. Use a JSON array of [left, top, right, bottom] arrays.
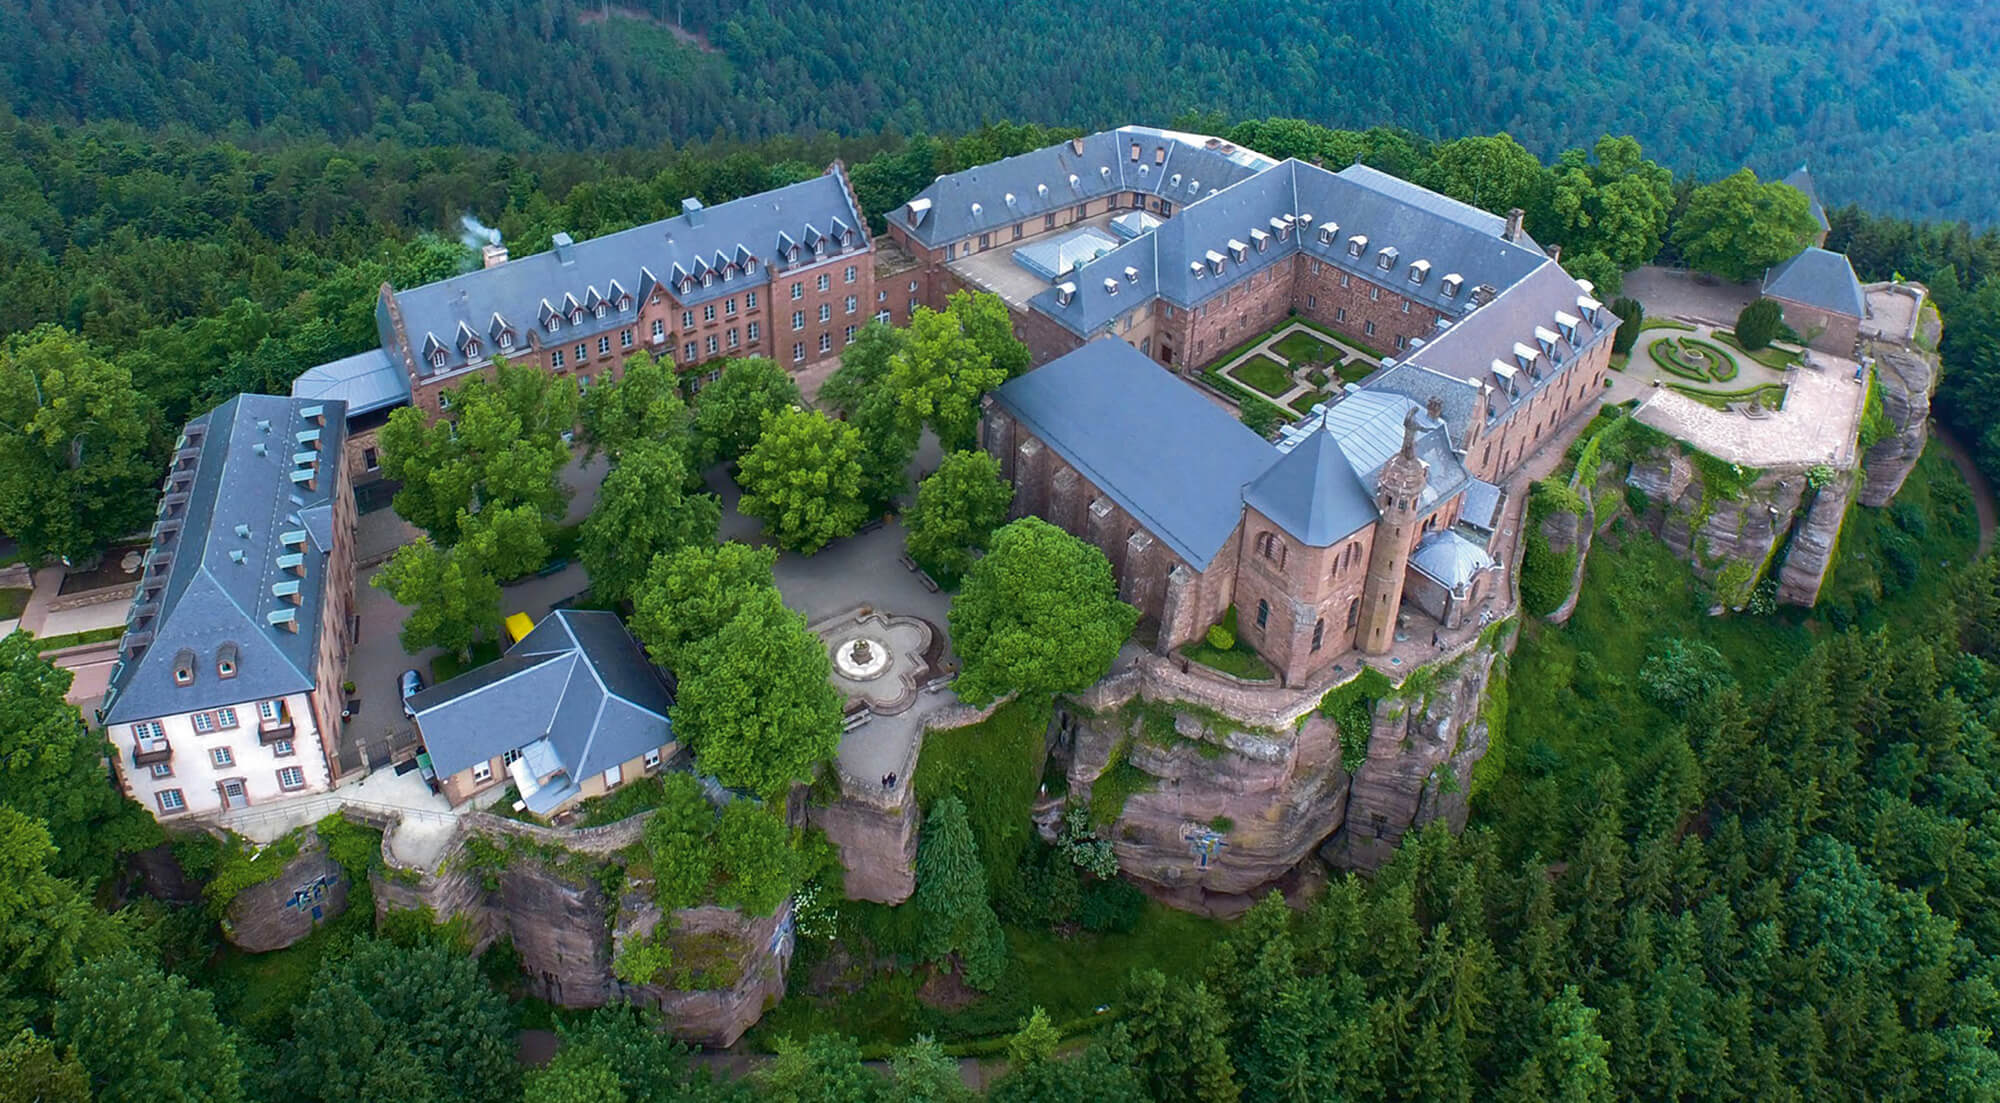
[[1255, 531, 1285, 567], [1346, 598, 1360, 629], [1312, 619, 1325, 652], [1256, 599, 1269, 630]]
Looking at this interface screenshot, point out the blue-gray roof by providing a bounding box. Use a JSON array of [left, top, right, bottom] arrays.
[[1782, 165, 1830, 233], [991, 339, 1276, 569], [1763, 247, 1866, 318], [1410, 529, 1496, 589], [1244, 428, 1378, 545], [387, 166, 867, 382], [410, 609, 674, 784], [1458, 478, 1504, 533], [894, 126, 1274, 250], [290, 348, 409, 417], [1286, 391, 1470, 517], [102, 394, 349, 725], [1013, 227, 1121, 282]]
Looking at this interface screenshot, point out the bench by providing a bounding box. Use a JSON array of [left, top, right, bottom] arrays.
[[918, 571, 939, 593]]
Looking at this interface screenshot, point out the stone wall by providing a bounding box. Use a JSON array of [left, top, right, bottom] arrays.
[[1859, 342, 1940, 508]]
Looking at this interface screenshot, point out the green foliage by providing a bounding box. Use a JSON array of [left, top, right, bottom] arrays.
[[612, 925, 675, 987], [640, 772, 720, 911], [1205, 623, 1235, 650], [1608, 297, 1644, 355], [629, 540, 778, 672], [691, 356, 800, 468], [1087, 739, 1156, 828], [1636, 637, 1735, 712], [1227, 354, 1293, 398], [948, 517, 1139, 705], [199, 829, 304, 918], [378, 358, 574, 544], [1673, 168, 1822, 282], [905, 449, 1014, 586], [885, 292, 1028, 452], [1421, 132, 1545, 216], [523, 1045, 627, 1103], [671, 586, 843, 799], [370, 535, 502, 662], [54, 953, 244, 1103], [1735, 298, 1784, 350], [713, 802, 804, 916], [913, 697, 1052, 898], [737, 405, 869, 554], [1180, 637, 1274, 681], [1521, 480, 1585, 616], [914, 796, 1007, 991], [1320, 666, 1395, 768], [0, 1028, 87, 1103], [578, 441, 719, 604], [547, 1005, 701, 1103], [1858, 370, 1894, 452], [1055, 805, 1119, 879], [578, 350, 691, 465], [286, 938, 517, 1103], [1237, 396, 1285, 438], [0, 326, 161, 563], [1007, 1006, 1061, 1066], [455, 501, 551, 583]]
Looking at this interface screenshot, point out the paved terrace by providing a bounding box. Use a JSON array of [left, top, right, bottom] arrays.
[[1634, 349, 1865, 469], [945, 210, 1131, 312]]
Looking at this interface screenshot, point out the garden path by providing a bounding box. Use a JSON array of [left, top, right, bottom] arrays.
[[1216, 321, 1381, 413]]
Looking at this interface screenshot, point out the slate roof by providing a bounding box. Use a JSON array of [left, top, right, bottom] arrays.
[[1243, 428, 1378, 545], [1303, 391, 1470, 516], [101, 395, 348, 725], [1410, 529, 1497, 589], [290, 348, 409, 417], [1782, 165, 1830, 233], [385, 165, 866, 382], [409, 609, 675, 784], [1458, 479, 1505, 533], [990, 339, 1277, 569], [893, 126, 1274, 249], [1763, 247, 1867, 318]]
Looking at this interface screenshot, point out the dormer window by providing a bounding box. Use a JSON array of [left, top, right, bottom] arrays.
[[173, 649, 196, 686], [1250, 228, 1270, 253], [618, 295, 632, 311], [593, 303, 605, 318], [1318, 226, 1335, 246], [1377, 246, 1399, 271], [1441, 274, 1464, 298], [1228, 240, 1248, 263], [498, 331, 514, 350], [546, 316, 560, 333], [429, 349, 447, 370], [216, 643, 238, 679], [1347, 235, 1368, 258]]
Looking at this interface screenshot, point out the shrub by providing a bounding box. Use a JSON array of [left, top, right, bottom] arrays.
[[1205, 623, 1235, 650], [1520, 481, 1585, 616], [1735, 298, 1784, 350], [1078, 877, 1145, 933], [1610, 297, 1644, 354], [1638, 638, 1734, 713], [1306, 368, 1330, 388], [1239, 398, 1285, 437]]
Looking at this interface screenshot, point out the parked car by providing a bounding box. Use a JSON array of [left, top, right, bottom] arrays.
[[399, 669, 425, 718]]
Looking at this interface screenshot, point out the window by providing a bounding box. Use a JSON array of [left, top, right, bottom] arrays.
[[193, 712, 215, 733], [547, 316, 561, 333], [644, 747, 662, 770], [908, 298, 918, 317], [1402, 300, 1412, 314], [1312, 619, 1325, 652], [150, 762, 173, 778], [574, 342, 587, 362], [1370, 286, 1380, 301], [215, 707, 237, 728], [1044, 213, 1056, 230], [1340, 273, 1350, 288], [211, 747, 234, 768], [818, 303, 831, 323], [597, 336, 611, 356], [277, 766, 306, 790], [620, 329, 633, 348], [684, 341, 698, 362], [816, 273, 830, 292], [702, 304, 716, 323], [978, 232, 990, 250], [725, 297, 737, 316], [819, 333, 833, 353], [498, 331, 513, 350], [790, 282, 803, 301], [1364, 321, 1377, 337], [593, 303, 605, 318], [792, 342, 805, 363], [844, 325, 856, 342], [363, 447, 380, 471], [844, 295, 857, 314], [844, 265, 857, 284], [157, 789, 185, 813], [682, 310, 695, 329], [746, 290, 758, 309], [503, 748, 522, 766], [1347, 598, 1361, 629], [651, 319, 665, 339], [1336, 308, 1347, 323], [747, 321, 760, 342], [604, 764, 623, 788], [272, 739, 294, 757], [551, 349, 565, 369], [472, 761, 493, 783], [1396, 335, 1409, 351], [727, 328, 740, 350], [792, 310, 805, 331], [1256, 599, 1269, 630], [704, 335, 719, 356], [257, 701, 278, 722], [438, 392, 451, 410], [908, 280, 918, 293], [577, 374, 592, 393], [173, 661, 193, 686], [875, 310, 892, 324], [1307, 295, 1316, 309]]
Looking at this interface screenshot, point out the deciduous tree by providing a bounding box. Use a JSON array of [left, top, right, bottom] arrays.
[[370, 536, 502, 662], [1672, 169, 1821, 283], [713, 801, 802, 915], [455, 501, 550, 583], [629, 541, 778, 671], [691, 357, 799, 468], [1421, 133, 1543, 217], [579, 351, 691, 464], [904, 450, 1013, 586], [948, 518, 1138, 705], [579, 443, 720, 604], [736, 406, 868, 553], [885, 298, 1008, 452], [670, 587, 842, 799], [54, 953, 245, 1103], [378, 359, 575, 543]]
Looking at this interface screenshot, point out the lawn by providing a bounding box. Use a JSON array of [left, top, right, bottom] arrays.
[[1270, 330, 1338, 365], [1181, 640, 1275, 680], [1638, 316, 1696, 332], [1713, 330, 1802, 371], [0, 588, 28, 620], [1667, 382, 1787, 410], [430, 637, 503, 683], [1227, 354, 1295, 398], [1289, 390, 1330, 415]]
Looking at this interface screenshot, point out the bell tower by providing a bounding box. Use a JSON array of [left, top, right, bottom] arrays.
[[1358, 410, 1429, 654]]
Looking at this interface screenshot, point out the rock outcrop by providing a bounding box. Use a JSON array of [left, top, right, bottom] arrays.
[[810, 786, 917, 904], [1776, 468, 1856, 606], [222, 830, 350, 953], [1859, 342, 1940, 507], [612, 901, 791, 1048]]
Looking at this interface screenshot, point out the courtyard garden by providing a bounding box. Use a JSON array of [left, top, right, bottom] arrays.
[[1205, 319, 1386, 421], [1631, 319, 1804, 417]]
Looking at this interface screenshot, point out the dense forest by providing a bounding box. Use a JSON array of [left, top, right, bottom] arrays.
[[4, 0, 1999, 223]]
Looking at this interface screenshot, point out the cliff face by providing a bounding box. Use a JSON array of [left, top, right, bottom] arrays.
[[221, 830, 351, 953], [811, 785, 917, 905], [1860, 342, 1940, 507], [1051, 637, 1508, 917], [612, 901, 791, 1048]]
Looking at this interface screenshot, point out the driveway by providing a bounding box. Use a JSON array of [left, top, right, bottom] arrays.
[[1623, 266, 1761, 328]]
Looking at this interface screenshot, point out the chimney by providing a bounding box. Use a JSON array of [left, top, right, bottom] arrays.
[[682, 197, 705, 227], [552, 232, 576, 265], [1426, 395, 1445, 421], [1547, 243, 1562, 264], [1069, 137, 1085, 155], [1504, 208, 1525, 243], [482, 243, 508, 269]]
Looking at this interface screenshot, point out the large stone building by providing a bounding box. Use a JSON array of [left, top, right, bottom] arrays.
[[1762, 245, 1868, 356], [294, 163, 889, 484], [99, 395, 357, 820]]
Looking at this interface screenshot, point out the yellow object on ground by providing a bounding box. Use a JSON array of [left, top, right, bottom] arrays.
[[504, 612, 535, 643]]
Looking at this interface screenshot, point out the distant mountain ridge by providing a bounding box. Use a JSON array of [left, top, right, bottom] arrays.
[[7, 0, 1998, 223]]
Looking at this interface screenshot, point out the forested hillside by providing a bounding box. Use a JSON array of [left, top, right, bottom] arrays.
[[6, 0, 1998, 223]]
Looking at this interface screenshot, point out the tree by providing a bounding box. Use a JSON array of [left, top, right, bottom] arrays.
[[884, 1036, 972, 1103], [455, 501, 550, 582], [1240, 397, 1284, 438], [905, 450, 1013, 585], [757, 1033, 881, 1103], [370, 536, 501, 662], [377, 359, 575, 543], [736, 406, 869, 553], [1638, 638, 1733, 713], [1538, 136, 1676, 291], [987, 1040, 1149, 1103], [286, 938, 517, 1103], [0, 809, 125, 1028], [0, 633, 155, 883], [820, 322, 907, 417], [523, 1047, 626, 1103], [1609, 297, 1645, 355], [0, 325, 161, 563], [713, 801, 802, 915], [1421, 133, 1543, 217], [1735, 298, 1784, 350], [642, 772, 719, 909], [0, 1029, 87, 1103], [691, 357, 799, 468], [1528, 986, 1615, 1103], [1007, 1007, 1061, 1066], [670, 587, 842, 799], [1672, 169, 1821, 283], [580, 351, 690, 464], [885, 299, 1007, 452], [948, 518, 1139, 705], [54, 953, 244, 1103], [629, 541, 778, 671], [948, 289, 1032, 382], [548, 1006, 707, 1103], [1118, 969, 1242, 1103], [913, 795, 1007, 991], [579, 443, 720, 604]]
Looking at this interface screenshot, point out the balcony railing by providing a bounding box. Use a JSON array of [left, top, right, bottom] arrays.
[[132, 736, 172, 767], [258, 717, 295, 745]]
